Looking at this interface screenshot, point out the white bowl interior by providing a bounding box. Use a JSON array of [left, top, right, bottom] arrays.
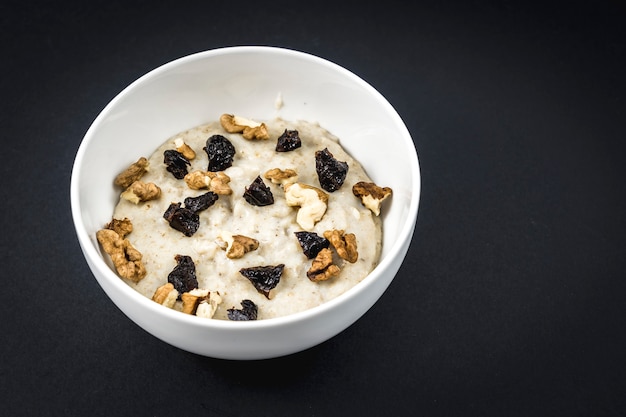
[[71, 46, 420, 358]]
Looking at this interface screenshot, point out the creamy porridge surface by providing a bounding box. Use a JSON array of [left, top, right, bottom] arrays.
[[110, 117, 384, 320]]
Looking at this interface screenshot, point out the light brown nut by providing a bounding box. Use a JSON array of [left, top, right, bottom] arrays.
[[324, 229, 359, 263], [220, 113, 270, 140], [352, 181, 393, 216], [104, 217, 133, 239], [174, 137, 196, 160], [196, 291, 223, 319], [307, 248, 341, 281], [217, 232, 259, 259], [96, 228, 147, 282], [114, 157, 149, 188], [151, 283, 178, 308], [228, 235, 260, 259], [184, 170, 232, 195], [181, 289, 222, 318], [284, 182, 328, 231], [264, 168, 298, 187], [120, 180, 162, 204]]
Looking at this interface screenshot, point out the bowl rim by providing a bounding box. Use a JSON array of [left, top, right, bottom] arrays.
[[70, 45, 421, 330]]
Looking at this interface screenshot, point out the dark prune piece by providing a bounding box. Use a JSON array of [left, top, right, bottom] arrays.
[[294, 231, 330, 259], [275, 129, 301, 152], [184, 191, 218, 213], [315, 147, 348, 192], [163, 202, 199, 237], [167, 254, 198, 297], [163, 149, 191, 179], [243, 176, 274, 206], [239, 264, 284, 299], [227, 299, 258, 321], [204, 134, 235, 172]]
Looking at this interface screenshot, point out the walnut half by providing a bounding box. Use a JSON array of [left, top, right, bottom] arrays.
[[96, 227, 147, 282], [284, 182, 328, 231], [324, 229, 358, 263]]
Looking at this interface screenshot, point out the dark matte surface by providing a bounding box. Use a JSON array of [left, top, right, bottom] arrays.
[[2, 1, 625, 415]]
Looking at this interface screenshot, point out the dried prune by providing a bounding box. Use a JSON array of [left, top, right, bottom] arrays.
[[204, 134, 235, 172], [239, 264, 284, 299], [315, 148, 348, 192], [163, 149, 191, 179], [294, 231, 330, 259], [184, 191, 218, 213], [243, 176, 274, 206], [227, 299, 258, 321], [276, 129, 301, 152], [167, 254, 198, 296], [163, 202, 199, 237]]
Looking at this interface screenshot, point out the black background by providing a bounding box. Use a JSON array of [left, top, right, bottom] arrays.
[[2, 1, 625, 415]]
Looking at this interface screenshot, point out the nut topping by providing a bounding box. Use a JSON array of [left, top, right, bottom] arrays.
[[324, 229, 358, 263], [284, 182, 328, 231], [96, 227, 147, 282], [307, 248, 340, 282], [352, 181, 393, 216], [120, 180, 162, 204], [220, 113, 270, 140], [114, 157, 149, 188]]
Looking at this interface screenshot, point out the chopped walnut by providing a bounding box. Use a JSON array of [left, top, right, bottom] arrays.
[[181, 289, 222, 318], [217, 231, 259, 259], [352, 181, 393, 216], [104, 217, 133, 239], [151, 283, 178, 308], [220, 113, 270, 140], [96, 228, 147, 282], [307, 248, 341, 281], [174, 137, 196, 160], [284, 182, 328, 231], [120, 180, 162, 204], [264, 168, 298, 187], [184, 170, 232, 195], [114, 157, 149, 188], [324, 229, 359, 263]]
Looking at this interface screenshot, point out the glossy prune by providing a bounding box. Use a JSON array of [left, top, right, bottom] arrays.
[[227, 299, 258, 321], [239, 264, 284, 299], [275, 129, 301, 152], [163, 202, 199, 237], [167, 254, 198, 296], [163, 149, 191, 179], [315, 148, 348, 192], [294, 231, 330, 259], [243, 176, 274, 206], [204, 134, 235, 172], [184, 191, 219, 213]]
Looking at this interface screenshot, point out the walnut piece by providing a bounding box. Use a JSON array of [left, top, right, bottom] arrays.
[[96, 228, 147, 282], [324, 229, 358, 263], [307, 248, 341, 281], [181, 289, 222, 318], [284, 182, 328, 231], [217, 232, 259, 259], [120, 180, 162, 204], [352, 181, 393, 216], [220, 113, 270, 140], [184, 170, 232, 195], [114, 157, 149, 188], [151, 283, 178, 308], [174, 137, 196, 160], [104, 217, 133, 239], [264, 168, 298, 187]]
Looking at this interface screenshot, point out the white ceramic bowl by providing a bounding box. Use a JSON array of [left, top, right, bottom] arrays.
[[71, 46, 420, 360]]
